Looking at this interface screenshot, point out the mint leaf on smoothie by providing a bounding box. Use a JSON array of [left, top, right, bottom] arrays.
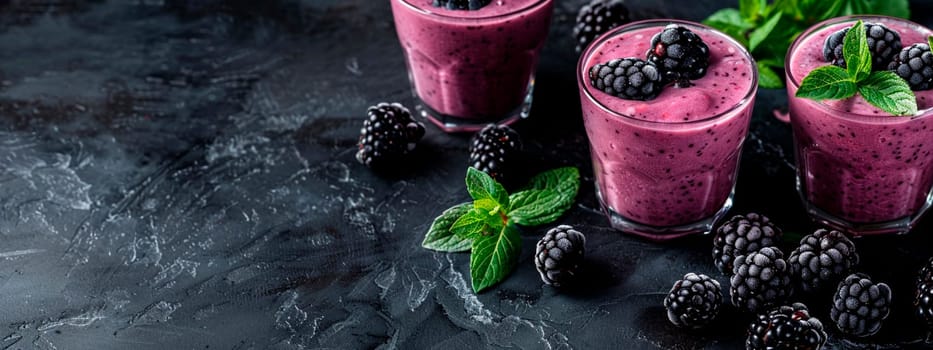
[[796, 20, 917, 116], [843, 20, 871, 82], [859, 71, 918, 116], [703, 0, 910, 89], [795, 66, 856, 100], [421, 167, 581, 293]]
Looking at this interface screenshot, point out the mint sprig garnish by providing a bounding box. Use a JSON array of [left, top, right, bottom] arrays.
[[796, 20, 917, 116], [704, 0, 910, 89], [423, 167, 580, 293]]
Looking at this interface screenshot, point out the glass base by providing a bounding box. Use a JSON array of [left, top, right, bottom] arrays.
[[595, 185, 735, 241], [795, 176, 933, 236], [414, 79, 535, 133]]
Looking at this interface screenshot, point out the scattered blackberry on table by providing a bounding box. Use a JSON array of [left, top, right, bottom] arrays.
[[823, 22, 902, 70], [535, 225, 586, 287], [746, 303, 827, 350], [356, 102, 425, 168], [588, 58, 663, 101], [889, 43, 933, 91], [646, 24, 710, 86], [788, 229, 859, 294], [917, 279, 933, 330], [663, 273, 722, 329], [830, 273, 892, 337], [432, 0, 490, 10], [573, 0, 631, 54], [920, 258, 933, 288], [712, 213, 783, 275], [731, 247, 793, 313], [469, 124, 522, 183]]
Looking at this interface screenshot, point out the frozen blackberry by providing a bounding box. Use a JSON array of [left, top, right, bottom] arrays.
[[712, 213, 783, 275], [746, 303, 828, 350], [432, 0, 491, 10], [888, 43, 933, 91], [646, 24, 710, 86], [788, 229, 859, 294], [588, 58, 663, 101], [830, 273, 892, 337], [823, 22, 902, 70], [573, 0, 631, 54], [917, 280, 933, 330], [468, 124, 522, 183], [535, 225, 586, 287], [663, 273, 722, 329], [356, 102, 425, 168], [731, 247, 793, 313]]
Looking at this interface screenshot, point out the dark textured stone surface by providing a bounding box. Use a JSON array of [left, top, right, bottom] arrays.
[[1, 0, 933, 348]]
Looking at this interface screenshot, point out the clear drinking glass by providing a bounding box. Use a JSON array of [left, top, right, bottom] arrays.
[[577, 20, 758, 240], [785, 16, 933, 236], [390, 0, 554, 132]]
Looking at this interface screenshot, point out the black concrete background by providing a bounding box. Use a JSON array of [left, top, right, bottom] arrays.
[[1, 0, 933, 348]]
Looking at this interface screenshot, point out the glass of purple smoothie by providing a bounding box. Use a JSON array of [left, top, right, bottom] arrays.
[[390, 0, 554, 133], [786, 16, 933, 236], [577, 20, 758, 240]]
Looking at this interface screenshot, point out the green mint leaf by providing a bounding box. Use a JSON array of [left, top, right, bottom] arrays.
[[703, 8, 751, 47], [774, 0, 802, 20], [796, 65, 856, 100], [807, 0, 844, 22], [757, 61, 785, 89], [470, 223, 521, 293], [843, 0, 909, 19], [844, 20, 871, 82], [749, 12, 782, 52], [450, 208, 502, 239], [508, 189, 567, 226], [450, 209, 488, 237], [465, 167, 509, 208], [506, 167, 580, 227], [704, 8, 751, 29], [521, 167, 580, 198], [928, 36, 933, 52], [858, 70, 918, 116], [422, 203, 473, 252], [473, 198, 501, 214], [739, 0, 764, 20]]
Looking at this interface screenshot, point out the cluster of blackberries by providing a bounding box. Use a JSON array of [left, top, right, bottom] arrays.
[[824, 21, 933, 91], [355, 103, 523, 182], [662, 212, 922, 348], [588, 24, 710, 101]]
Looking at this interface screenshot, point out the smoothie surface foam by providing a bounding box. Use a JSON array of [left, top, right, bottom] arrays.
[[583, 25, 755, 123], [401, 0, 542, 18]]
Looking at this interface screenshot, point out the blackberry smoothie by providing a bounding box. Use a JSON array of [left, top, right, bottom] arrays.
[[787, 16, 933, 235], [390, 0, 553, 132], [578, 20, 757, 240]]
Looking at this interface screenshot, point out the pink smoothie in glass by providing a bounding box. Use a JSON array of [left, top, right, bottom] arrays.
[[578, 20, 757, 239], [390, 0, 553, 131], [787, 16, 933, 234]]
